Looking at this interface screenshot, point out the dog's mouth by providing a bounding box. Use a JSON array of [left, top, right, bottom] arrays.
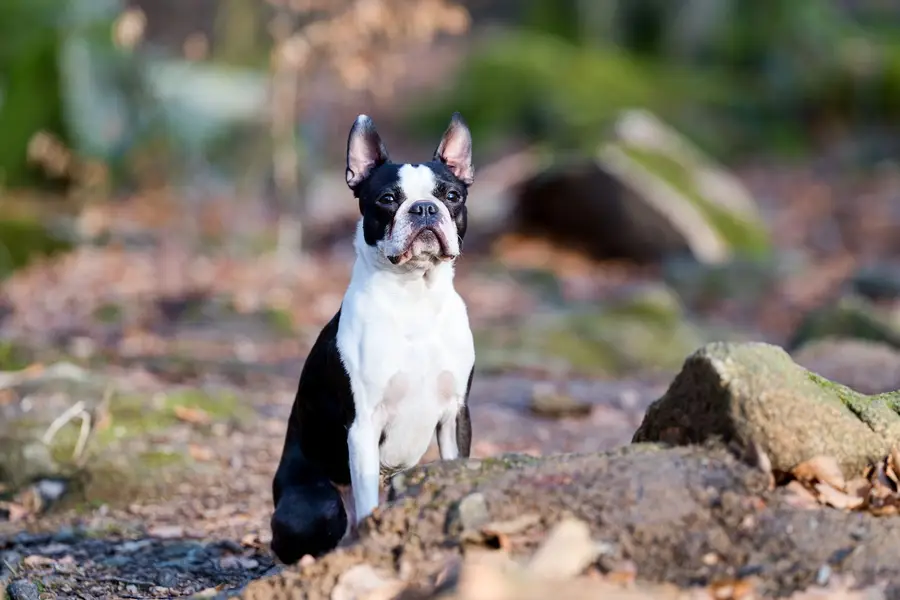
[[387, 226, 456, 265]]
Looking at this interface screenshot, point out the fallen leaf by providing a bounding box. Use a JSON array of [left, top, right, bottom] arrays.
[[23, 554, 57, 567], [173, 405, 212, 425], [871, 462, 896, 496], [147, 524, 184, 539], [605, 559, 637, 585], [782, 481, 820, 510], [814, 482, 864, 510], [189, 444, 215, 461], [792, 456, 846, 491], [709, 578, 755, 600]]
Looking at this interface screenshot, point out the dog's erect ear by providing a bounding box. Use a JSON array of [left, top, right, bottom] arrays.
[[433, 112, 474, 186], [346, 115, 389, 189]]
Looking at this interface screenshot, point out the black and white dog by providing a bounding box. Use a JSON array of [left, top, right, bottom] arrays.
[[270, 113, 476, 564]]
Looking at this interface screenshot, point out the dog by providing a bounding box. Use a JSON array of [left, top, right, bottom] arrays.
[[270, 112, 476, 564]]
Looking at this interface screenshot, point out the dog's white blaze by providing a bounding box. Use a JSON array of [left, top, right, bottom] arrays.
[[337, 221, 474, 524], [397, 164, 436, 198], [382, 164, 459, 260]]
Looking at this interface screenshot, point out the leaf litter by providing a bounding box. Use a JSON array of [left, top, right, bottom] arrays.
[[782, 451, 900, 516]]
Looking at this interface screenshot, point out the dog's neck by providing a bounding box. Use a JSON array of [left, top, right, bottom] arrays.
[[350, 220, 457, 296]]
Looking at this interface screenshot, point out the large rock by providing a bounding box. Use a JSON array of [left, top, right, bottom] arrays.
[[242, 445, 900, 599], [792, 338, 900, 395], [511, 110, 770, 264], [788, 295, 900, 352], [632, 342, 900, 476]]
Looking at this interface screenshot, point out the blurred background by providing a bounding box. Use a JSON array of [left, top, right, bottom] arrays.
[[1, 0, 900, 593]]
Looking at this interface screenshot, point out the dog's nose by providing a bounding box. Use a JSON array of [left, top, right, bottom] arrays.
[[409, 201, 439, 217]]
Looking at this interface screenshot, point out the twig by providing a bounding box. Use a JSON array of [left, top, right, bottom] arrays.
[[2, 558, 20, 577], [42, 400, 87, 445], [74, 384, 114, 466]]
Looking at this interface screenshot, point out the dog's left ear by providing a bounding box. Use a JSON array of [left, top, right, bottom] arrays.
[[346, 115, 390, 190], [434, 112, 474, 186]]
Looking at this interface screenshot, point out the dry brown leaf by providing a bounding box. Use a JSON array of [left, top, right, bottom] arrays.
[[783, 481, 821, 510], [708, 578, 755, 600], [23, 554, 57, 567], [173, 405, 212, 425], [871, 462, 896, 496], [844, 477, 871, 500], [189, 444, 215, 461], [605, 559, 637, 585], [792, 456, 846, 490], [887, 448, 900, 486], [814, 482, 865, 510], [868, 503, 900, 517], [148, 524, 185, 539]]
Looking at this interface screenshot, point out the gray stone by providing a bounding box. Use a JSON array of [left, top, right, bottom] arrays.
[[6, 580, 40, 600]]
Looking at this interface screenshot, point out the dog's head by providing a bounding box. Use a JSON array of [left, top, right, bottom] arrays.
[[345, 113, 474, 271]]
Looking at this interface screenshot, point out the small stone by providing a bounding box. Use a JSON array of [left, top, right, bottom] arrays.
[[529, 383, 593, 419], [455, 493, 490, 533], [7, 580, 40, 600], [117, 539, 153, 554]]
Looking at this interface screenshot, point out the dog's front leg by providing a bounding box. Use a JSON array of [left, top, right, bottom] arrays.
[[436, 413, 459, 460], [347, 414, 380, 524]]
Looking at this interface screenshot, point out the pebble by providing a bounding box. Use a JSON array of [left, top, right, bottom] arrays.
[[457, 493, 490, 532], [7, 580, 40, 600]]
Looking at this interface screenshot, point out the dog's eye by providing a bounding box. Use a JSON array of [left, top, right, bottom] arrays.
[[446, 190, 461, 203], [378, 193, 396, 205]]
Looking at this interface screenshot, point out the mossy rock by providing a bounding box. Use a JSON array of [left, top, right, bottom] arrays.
[[633, 341, 900, 476], [0, 383, 251, 510], [474, 285, 709, 376], [788, 295, 900, 351], [600, 110, 771, 263]]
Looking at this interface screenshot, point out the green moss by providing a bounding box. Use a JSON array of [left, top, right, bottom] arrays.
[[264, 306, 295, 335], [163, 388, 251, 422], [619, 145, 770, 258], [0, 219, 73, 278], [93, 303, 123, 323], [138, 449, 185, 468], [0, 340, 32, 370], [789, 296, 900, 351]]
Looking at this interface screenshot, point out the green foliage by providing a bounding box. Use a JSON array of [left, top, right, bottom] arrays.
[[0, 0, 67, 187], [0, 218, 73, 279], [411, 29, 730, 155], [412, 0, 900, 158]]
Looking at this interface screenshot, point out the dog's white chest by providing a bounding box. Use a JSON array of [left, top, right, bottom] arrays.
[[337, 267, 474, 473]]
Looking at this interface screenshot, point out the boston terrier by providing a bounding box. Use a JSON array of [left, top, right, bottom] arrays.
[[270, 113, 476, 564]]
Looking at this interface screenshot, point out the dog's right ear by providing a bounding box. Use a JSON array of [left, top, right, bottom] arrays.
[[346, 115, 389, 189]]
